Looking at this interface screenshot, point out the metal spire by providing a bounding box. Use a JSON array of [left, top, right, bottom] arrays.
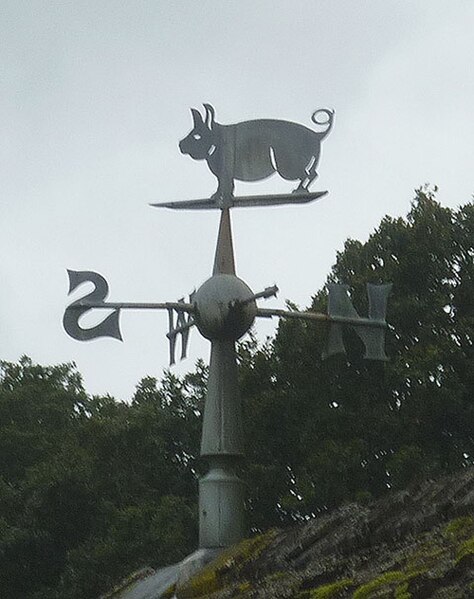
[[213, 208, 235, 275]]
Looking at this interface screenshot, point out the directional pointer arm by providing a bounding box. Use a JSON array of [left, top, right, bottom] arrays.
[[255, 283, 391, 361], [74, 301, 194, 312], [63, 270, 196, 365], [256, 307, 386, 328]]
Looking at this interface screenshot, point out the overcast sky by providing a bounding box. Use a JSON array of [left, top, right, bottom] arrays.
[[2, 1, 473, 400]]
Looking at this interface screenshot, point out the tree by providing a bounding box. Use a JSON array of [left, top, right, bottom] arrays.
[[240, 189, 474, 527], [0, 358, 202, 598]]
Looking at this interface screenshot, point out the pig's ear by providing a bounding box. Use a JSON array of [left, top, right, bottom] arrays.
[[190, 108, 203, 127], [203, 103, 215, 129]]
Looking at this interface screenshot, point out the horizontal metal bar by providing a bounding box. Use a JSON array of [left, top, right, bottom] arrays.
[[151, 198, 216, 210], [329, 315, 387, 328], [236, 285, 279, 306], [70, 302, 195, 312], [166, 318, 195, 339], [150, 191, 328, 211], [257, 308, 328, 321], [257, 308, 387, 328], [232, 191, 327, 208]]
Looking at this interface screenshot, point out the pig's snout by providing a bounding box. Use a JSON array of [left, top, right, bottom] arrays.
[[179, 138, 188, 155]]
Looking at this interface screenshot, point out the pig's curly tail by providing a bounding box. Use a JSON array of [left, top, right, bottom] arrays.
[[311, 109, 334, 136]]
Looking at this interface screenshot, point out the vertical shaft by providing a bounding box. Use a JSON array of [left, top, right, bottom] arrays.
[[212, 207, 235, 275], [199, 208, 246, 548], [199, 339, 245, 547], [200, 339, 244, 457]]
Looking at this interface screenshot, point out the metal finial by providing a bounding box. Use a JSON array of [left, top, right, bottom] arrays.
[[213, 208, 235, 275]]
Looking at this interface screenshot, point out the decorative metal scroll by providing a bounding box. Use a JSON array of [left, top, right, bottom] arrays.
[[63, 270, 122, 341]]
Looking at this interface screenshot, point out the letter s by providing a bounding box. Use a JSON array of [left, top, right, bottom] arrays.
[[63, 270, 122, 341]]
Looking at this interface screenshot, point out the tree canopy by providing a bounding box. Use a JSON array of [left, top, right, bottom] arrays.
[[0, 358, 203, 598], [0, 189, 472, 598], [241, 188, 473, 528]]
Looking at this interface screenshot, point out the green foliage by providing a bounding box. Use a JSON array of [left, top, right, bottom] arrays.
[[444, 516, 474, 540], [178, 529, 276, 598], [353, 570, 406, 599], [301, 514, 474, 599], [0, 357, 201, 598], [456, 536, 474, 562], [395, 581, 411, 599], [403, 540, 446, 577], [160, 583, 177, 599], [240, 190, 474, 527]]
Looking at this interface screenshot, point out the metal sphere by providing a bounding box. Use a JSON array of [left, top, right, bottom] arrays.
[[194, 274, 257, 341]]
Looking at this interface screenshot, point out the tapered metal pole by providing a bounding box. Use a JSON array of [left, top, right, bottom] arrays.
[[199, 339, 245, 547], [198, 209, 246, 548]]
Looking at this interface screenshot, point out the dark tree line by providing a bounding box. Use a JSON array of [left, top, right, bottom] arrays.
[[240, 188, 473, 528], [0, 189, 472, 598], [0, 361, 204, 598]]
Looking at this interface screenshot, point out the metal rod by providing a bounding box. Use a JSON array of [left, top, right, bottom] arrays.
[[257, 308, 387, 328], [70, 301, 195, 312], [166, 319, 195, 338], [150, 191, 328, 211], [257, 307, 327, 321], [237, 285, 279, 306]]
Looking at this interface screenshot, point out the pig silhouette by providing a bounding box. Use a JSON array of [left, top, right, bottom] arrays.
[[179, 104, 334, 200]]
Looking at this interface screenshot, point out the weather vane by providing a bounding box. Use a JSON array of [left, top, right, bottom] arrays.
[[64, 104, 391, 549]]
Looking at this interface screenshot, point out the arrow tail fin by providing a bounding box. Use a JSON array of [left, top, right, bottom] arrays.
[[324, 283, 391, 361]]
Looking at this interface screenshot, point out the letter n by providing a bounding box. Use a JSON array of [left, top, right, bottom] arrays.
[[324, 283, 392, 361]]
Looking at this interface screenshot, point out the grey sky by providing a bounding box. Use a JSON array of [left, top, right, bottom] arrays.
[[2, 1, 473, 400]]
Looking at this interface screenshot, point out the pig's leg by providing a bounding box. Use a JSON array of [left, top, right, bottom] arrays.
[[293, 155, 319, 193], [211, 175, 235, 204], [209, 145, 235, 203]]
